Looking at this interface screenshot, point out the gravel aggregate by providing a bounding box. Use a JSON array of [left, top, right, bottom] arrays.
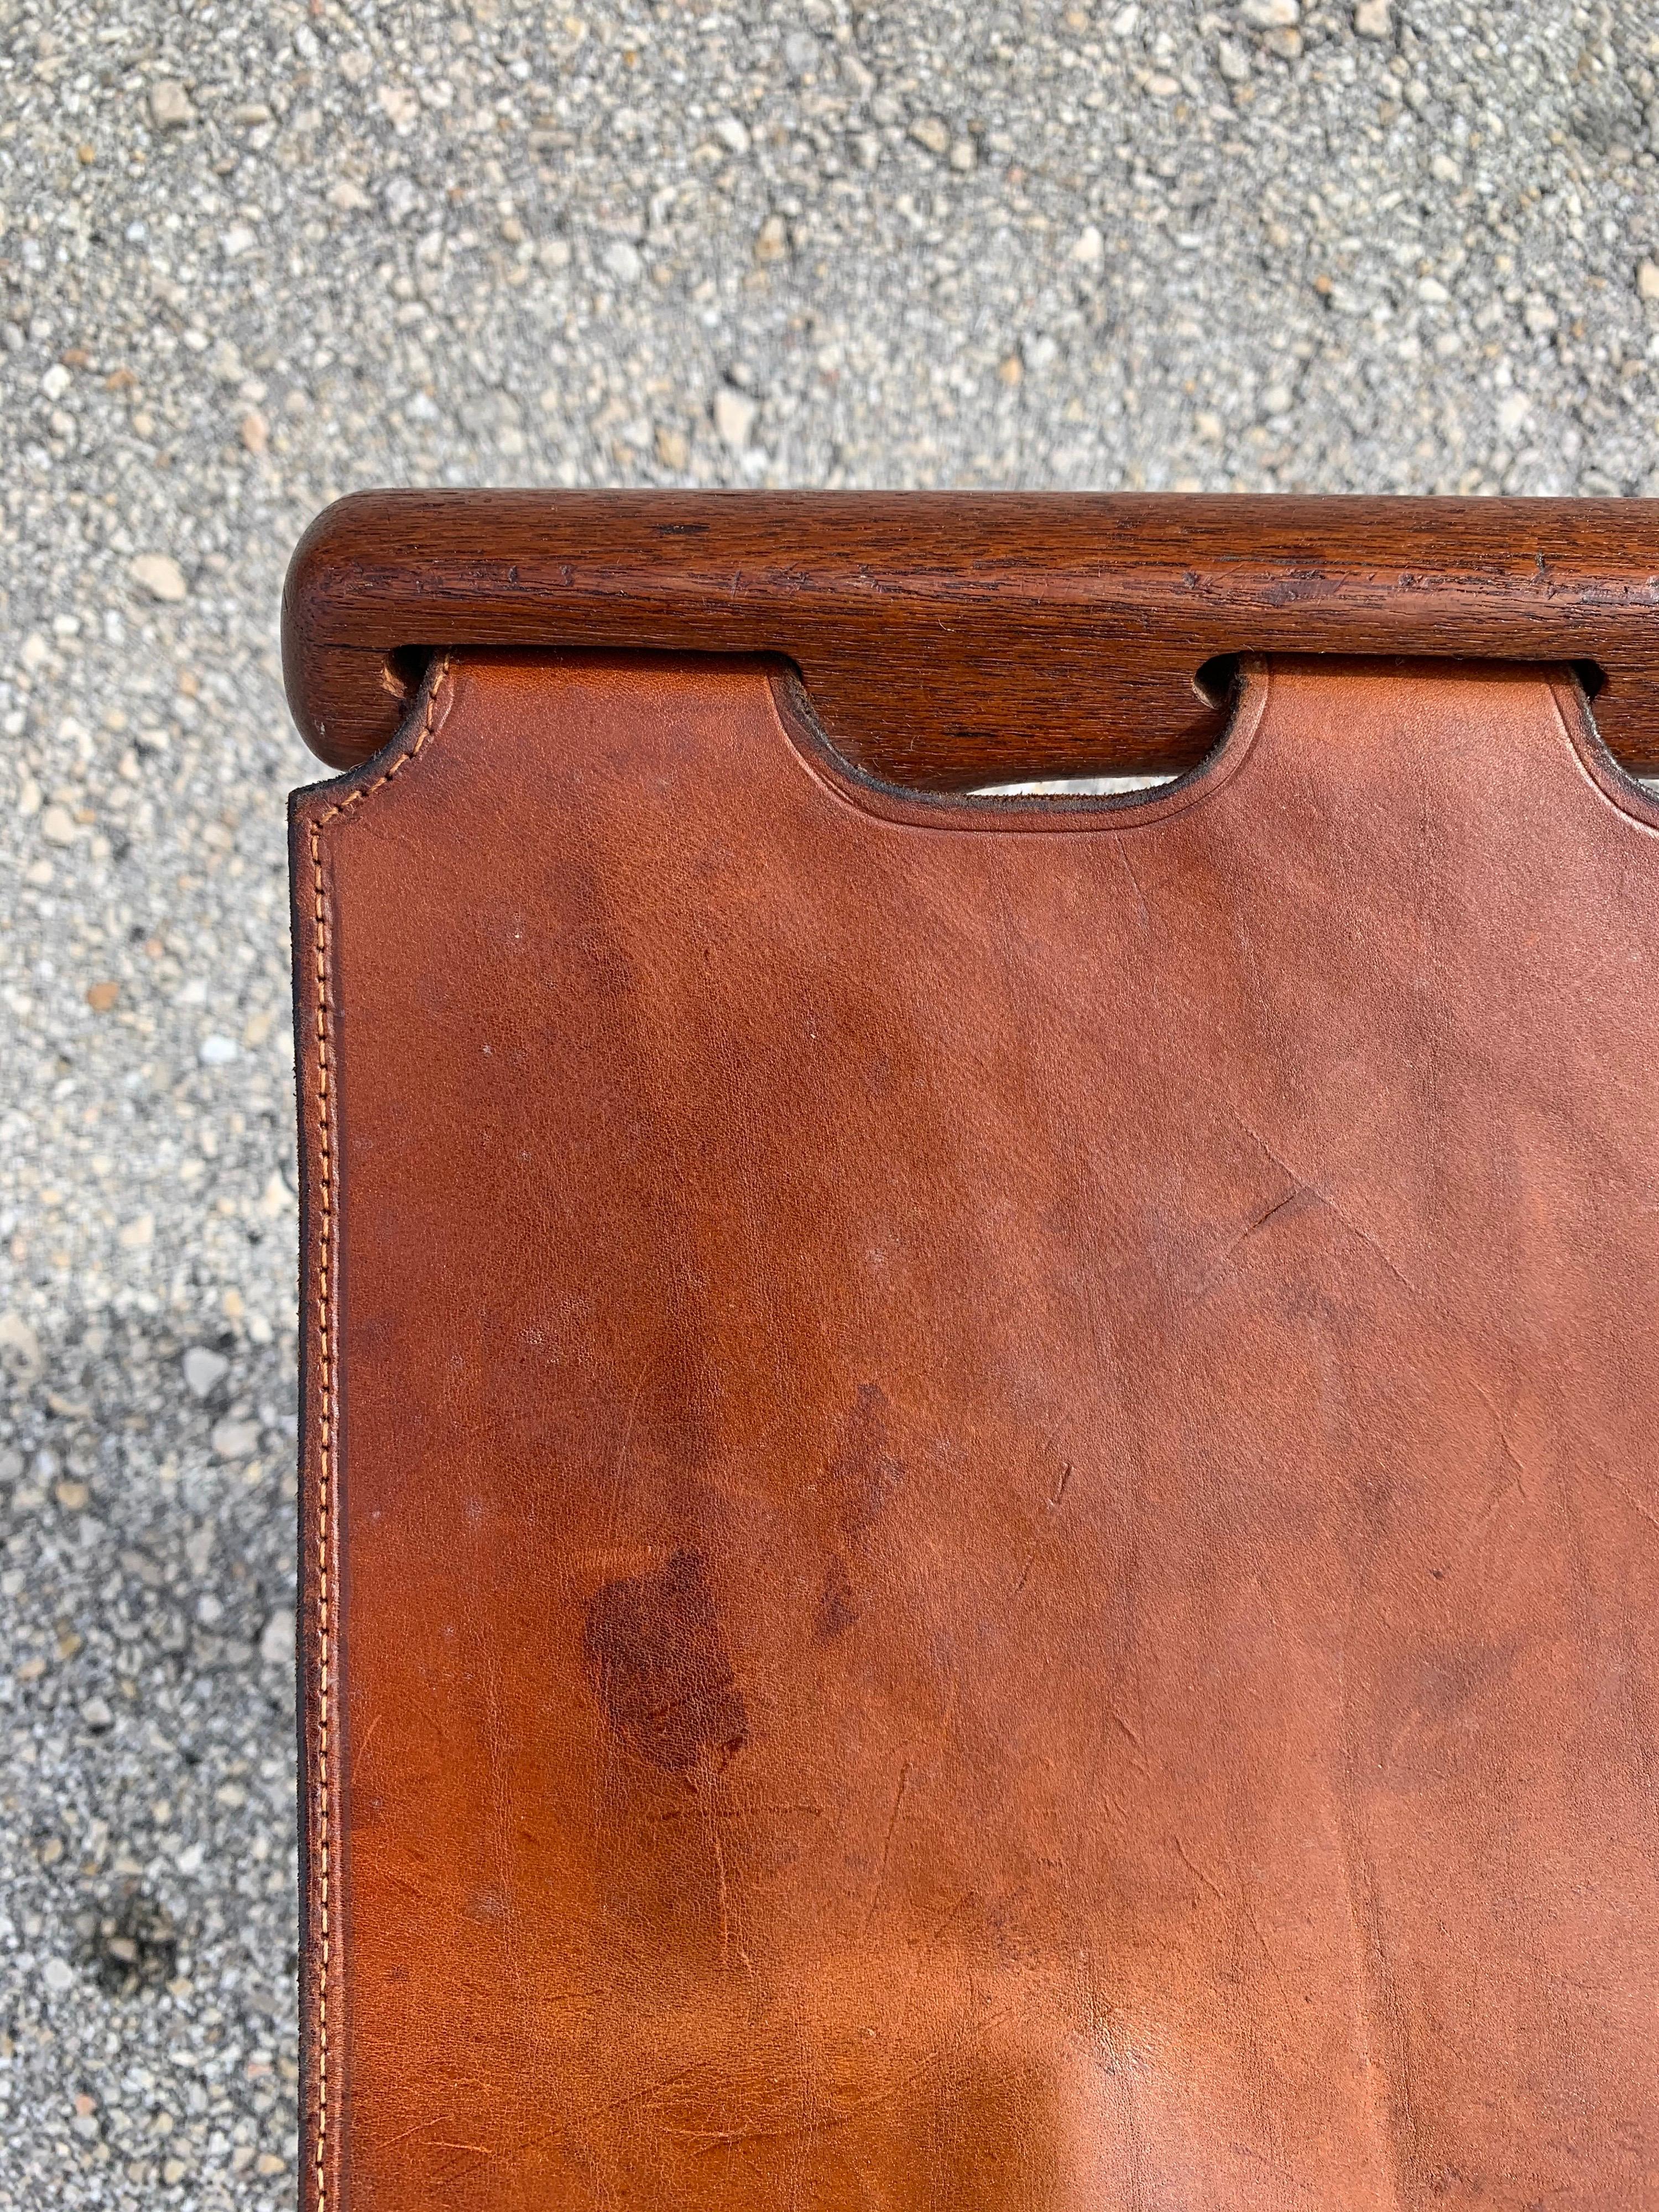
[[3, 0, 1659, 2203]]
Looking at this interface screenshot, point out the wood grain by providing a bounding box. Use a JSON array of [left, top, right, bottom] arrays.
[[282, 491, 1659, 781]]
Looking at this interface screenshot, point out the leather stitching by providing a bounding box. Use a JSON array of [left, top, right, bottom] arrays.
[[305, 656, 451, 2212]]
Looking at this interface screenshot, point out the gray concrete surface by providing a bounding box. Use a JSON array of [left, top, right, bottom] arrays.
[[1, 0, 1657, 2203]]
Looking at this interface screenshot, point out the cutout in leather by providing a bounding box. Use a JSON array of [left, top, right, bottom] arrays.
[[766, 657, 1265, 833]]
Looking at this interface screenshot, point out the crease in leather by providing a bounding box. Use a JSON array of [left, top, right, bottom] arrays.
[[293, 647, 1659, 2212]]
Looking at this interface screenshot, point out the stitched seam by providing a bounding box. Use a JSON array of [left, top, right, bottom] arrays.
[[307, 657, 450, 2212]]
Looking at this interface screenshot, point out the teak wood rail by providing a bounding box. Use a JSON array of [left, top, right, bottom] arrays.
[[283, 492, 1659, 783]]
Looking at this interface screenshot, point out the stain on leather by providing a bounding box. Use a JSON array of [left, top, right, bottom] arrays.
[[583, 1547, 748, 1777], [828, 1382, 904, 1542], [816, 1557, 858, 1642]]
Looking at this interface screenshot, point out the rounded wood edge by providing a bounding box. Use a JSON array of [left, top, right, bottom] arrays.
[[281, 492, 1659, 779]]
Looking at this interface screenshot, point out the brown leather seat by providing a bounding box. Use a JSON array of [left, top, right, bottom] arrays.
[[294, 640, 1659, 2208]]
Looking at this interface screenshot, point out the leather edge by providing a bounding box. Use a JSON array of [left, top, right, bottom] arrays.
[[288, 785, 336, 2212], [288, 654, 457, 2212]]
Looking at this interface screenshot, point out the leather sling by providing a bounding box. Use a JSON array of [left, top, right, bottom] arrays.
[[291, 604, 1659, 2204]]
